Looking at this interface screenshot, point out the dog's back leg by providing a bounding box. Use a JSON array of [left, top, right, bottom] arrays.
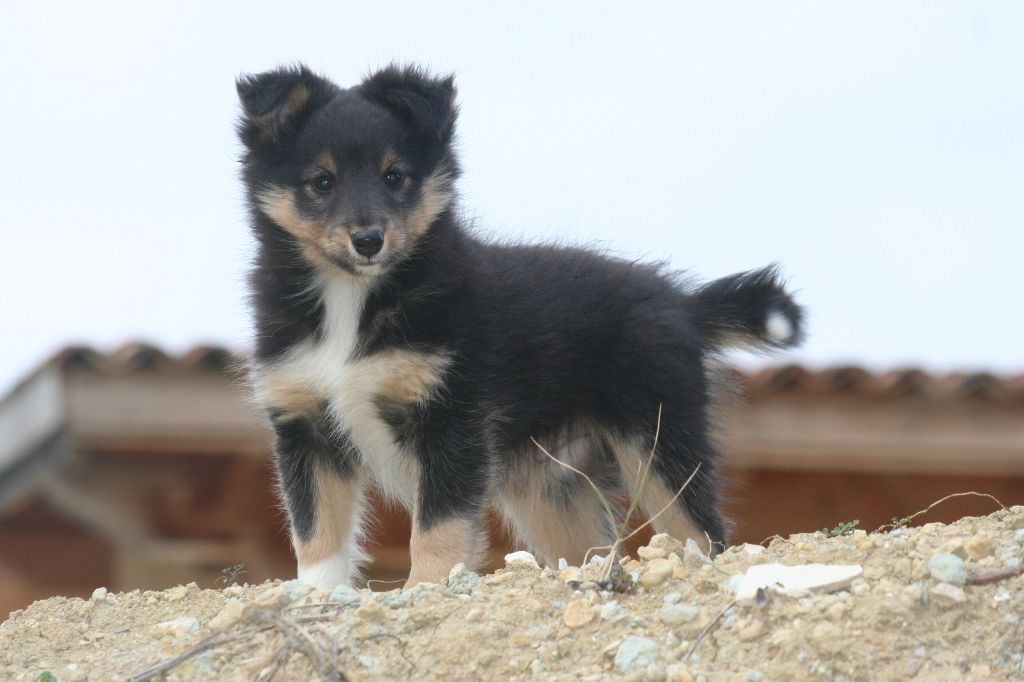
[[609, 429, 728, 557], [497, 434, 620, 567]]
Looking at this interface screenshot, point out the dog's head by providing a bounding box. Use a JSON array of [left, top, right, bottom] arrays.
[[237, 64, 459, 277]]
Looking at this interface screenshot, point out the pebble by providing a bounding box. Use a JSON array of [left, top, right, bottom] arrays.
[[963, 534, 993, 560], [447, 563, 481, 594], [90, 587, 108, 601], [930, 583, 966, 604], [1013, 528, 1024, 544], [166, 585, 190, 602], [563, 599, 594, 628], [505, 551, 540, 570], [154, 616, 200, 637], [638, 545, 667, 560], [928, 553, 967, 586], [329, 584, 366, 607], [255, 585, 291, 608], [600, 601, 624, 621], [281, 579, 313, 602], [614, 636, 659, 672], [664, 591, 682, 605], [640, 558, 675, 588], [208, 598, 245, 630], [647, 533, 684, 557], [658, 604, 700, 625], [683, 539, 712, 568]]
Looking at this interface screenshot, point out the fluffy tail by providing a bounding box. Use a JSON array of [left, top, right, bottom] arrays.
[[690, 265, 804, 350]]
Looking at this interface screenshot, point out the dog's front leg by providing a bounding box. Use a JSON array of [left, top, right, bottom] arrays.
[[271, 413, 367, 590], [405, 436, 487, 588]]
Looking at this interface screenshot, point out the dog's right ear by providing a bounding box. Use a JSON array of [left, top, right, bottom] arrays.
[[236, 65, 332, 150]]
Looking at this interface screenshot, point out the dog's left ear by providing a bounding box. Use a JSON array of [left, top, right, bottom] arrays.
[[362, 65, 458, 141]]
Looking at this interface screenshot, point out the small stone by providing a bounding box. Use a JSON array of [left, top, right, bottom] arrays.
[[281, 579, 312, 602], [90, 587, 108, 601], [558, 567, 582, 584], [850, 578, 869, 595], [328, 584, 365, 607], [683, 539, 712, 568], [355, 596, 383, 618], [1012, 528, 1024, 544], [255, 585, 290, 608], [166, 585, 190, 602], [744, 671, 764, 682], [964, 534, 993, 560], [600, 601, 624, 621], [208, 598, 245, 630], [563, 599, 594, 628], [504, 551, 540, 570], [447, 563, 481, 594], [647, 533, 684, 556], [930, 583, 966, 604], [928, 553, 967, 586], [941, 537, 968, 559], [739, 543, 766, 556], [664, 591, 682, 605], [640, 558, 675, 588], [614, 636, 659, 672], [724, 575, 744, 594], [638, 544, 667, 560], [154, 616, 200, 637], [658, 604, 700, 625]]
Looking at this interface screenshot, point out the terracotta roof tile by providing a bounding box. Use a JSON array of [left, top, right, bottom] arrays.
[[26, 344, 1024, 406]]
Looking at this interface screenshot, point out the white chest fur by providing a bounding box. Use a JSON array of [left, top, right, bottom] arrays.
[[254, 274, 435, 507]]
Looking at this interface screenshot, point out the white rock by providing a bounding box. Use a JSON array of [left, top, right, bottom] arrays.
[[928, 553, 967, 586], [930, 583, 966, 604], [504, 551, 540, 570], [90, 587, 108, 601], [447, 563, 481, 594], [155, 616, 200, 636], [733, 563, 863, 603], [614, 636, 659, 672]]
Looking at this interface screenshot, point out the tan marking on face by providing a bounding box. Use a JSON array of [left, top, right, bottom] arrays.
[[405, 168, 454, 238], [345, 349, 450, 407], [293, 466, 365, 568], [255, 186, 342, 270], [380, 149, 399, 173], [609, 435, 708, 552], [406, 516, 481, 588], [315, 152, 337, 175]]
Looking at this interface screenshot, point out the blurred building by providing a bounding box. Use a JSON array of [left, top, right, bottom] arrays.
[[1, 344, 1021, 618]]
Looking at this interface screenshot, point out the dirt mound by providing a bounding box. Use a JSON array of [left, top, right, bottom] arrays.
[[2, 506, 1023, 681]]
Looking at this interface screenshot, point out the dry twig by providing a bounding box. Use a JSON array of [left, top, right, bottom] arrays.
[[874, 492, 1005, 534]]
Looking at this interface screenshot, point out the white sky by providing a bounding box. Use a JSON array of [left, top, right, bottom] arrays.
[[1, 2, 1021, 395]]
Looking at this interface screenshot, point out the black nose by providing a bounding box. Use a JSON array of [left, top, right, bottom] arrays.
[[351, 230, 384, 257]]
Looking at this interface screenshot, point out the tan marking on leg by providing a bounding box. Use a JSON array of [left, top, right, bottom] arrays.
[[499, 477, 612, 567], [294, 466, 367, 588], [406, 517, 480, 588], [344, 349, 449, 406], [609, 436, 707, 551], [254, 365, 324, 419]]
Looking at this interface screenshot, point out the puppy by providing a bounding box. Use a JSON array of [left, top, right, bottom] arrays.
[[236, 64, 804, 589]]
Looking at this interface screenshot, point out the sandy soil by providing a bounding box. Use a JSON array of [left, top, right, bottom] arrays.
[[2, 506, 1023, 681]]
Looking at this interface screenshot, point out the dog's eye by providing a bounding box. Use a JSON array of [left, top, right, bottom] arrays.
[[312, 174, 334, 193], [383, 170, 403, 187]]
